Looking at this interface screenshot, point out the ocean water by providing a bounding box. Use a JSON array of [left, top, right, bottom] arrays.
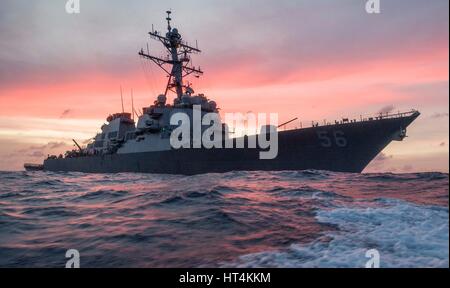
[[0, 170, 448, 268]]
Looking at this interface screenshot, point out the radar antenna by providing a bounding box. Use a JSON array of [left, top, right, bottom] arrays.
[[139, 11, 204, 99], [166, 10, 172, 32]]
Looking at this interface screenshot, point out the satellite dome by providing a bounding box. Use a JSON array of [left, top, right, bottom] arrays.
[[208, 101, 217, 111], [157, 94, 167, 105]]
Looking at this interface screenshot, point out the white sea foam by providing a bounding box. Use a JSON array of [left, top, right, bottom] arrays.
[[226, 199, 449, 268]]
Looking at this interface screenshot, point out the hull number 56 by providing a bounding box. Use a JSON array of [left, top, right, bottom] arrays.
[[317, 130, 347, 148]]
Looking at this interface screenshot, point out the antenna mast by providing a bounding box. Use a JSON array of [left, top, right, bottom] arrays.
[[131, 89, 135, 121], [139, 11, 204, 99], [120, 86, 125, 113]]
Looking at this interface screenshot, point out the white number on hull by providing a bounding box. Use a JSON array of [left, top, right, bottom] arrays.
[[334, 130, 348, 147], [317, 131, 332, 147], [317, 130, 347, 148]]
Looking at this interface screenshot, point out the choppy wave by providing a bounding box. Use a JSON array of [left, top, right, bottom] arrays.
[[0, 170, 448, 267], [224, 198, 449, 268]]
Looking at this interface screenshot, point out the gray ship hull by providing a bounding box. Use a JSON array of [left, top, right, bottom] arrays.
[[43, 112, 419, 175]]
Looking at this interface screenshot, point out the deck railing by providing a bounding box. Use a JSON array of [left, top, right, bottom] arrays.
[[280, 109, 419, 131]]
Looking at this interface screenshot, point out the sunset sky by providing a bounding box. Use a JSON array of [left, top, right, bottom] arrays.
[[0, 0, 448, 172]]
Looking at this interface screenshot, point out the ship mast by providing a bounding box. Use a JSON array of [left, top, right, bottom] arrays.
[[139, 11, 204, 99]]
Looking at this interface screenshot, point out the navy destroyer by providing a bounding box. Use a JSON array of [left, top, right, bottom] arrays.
[[34, 12, 420, 175]]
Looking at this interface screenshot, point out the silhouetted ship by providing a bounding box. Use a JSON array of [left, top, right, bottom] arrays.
[[27, 12, 420, 175]]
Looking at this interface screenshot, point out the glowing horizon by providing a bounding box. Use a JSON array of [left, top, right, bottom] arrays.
[[0, 0, 448, 172]]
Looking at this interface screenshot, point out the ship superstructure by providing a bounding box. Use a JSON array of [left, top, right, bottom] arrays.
[[82, 11, 220, 156]]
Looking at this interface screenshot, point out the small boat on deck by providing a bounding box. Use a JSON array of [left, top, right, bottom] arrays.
[[24, 163, 44, 171]]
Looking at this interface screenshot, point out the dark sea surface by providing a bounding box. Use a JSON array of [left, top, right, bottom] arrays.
[[0, 170, 448, 268]]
